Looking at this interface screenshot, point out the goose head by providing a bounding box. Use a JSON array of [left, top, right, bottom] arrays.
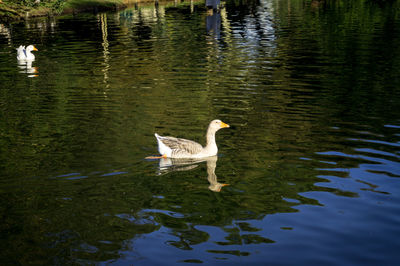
[[208, 119, 230, 132], [26, 45, 38, 53]]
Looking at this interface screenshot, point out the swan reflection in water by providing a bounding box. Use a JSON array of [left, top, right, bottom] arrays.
[[157, 155, 229, 192]]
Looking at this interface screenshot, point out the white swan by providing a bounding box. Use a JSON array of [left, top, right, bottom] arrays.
[[151, 119, 230, 159], [17, 45, 38, 61]]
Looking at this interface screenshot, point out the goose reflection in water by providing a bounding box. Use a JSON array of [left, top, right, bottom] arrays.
[[17, 60, 38, 78], [157, 155, 229, 192]]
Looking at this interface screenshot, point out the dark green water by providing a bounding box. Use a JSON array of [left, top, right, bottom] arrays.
[[1, 0, 400, 264]]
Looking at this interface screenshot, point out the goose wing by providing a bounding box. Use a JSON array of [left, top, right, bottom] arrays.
[[16, 45, 26, 60], [157, 135, 203, 155]]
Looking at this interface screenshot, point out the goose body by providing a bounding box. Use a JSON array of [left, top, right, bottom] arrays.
[[17, 45, 38, 61], [155, 119, 229, 158]]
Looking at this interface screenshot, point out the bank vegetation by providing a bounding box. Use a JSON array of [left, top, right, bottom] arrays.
[[0, 0, 153, 21]]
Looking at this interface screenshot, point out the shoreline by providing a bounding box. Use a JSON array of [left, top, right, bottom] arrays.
[[0, 0, 159, 22]]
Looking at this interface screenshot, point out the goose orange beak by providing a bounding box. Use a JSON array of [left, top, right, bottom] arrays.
[[220, 121, 230, 128], [33, 46, 38, 51]]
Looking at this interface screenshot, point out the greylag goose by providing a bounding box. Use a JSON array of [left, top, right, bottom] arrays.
[[149, 119, 229, 159], [17, 45, 38, 61]]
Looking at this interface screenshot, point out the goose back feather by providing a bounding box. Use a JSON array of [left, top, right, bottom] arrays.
[[154, 119, 229, 158], [155, 134, 203, 158]]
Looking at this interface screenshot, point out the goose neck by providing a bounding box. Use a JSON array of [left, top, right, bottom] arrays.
[[205, 128, 217, 149]]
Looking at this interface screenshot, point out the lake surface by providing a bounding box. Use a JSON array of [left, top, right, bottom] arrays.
[[1, 0, 400, 264]]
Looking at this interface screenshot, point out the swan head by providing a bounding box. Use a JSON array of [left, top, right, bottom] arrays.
[[26, 45, 38, 52], [209, 119, 230, 132]]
